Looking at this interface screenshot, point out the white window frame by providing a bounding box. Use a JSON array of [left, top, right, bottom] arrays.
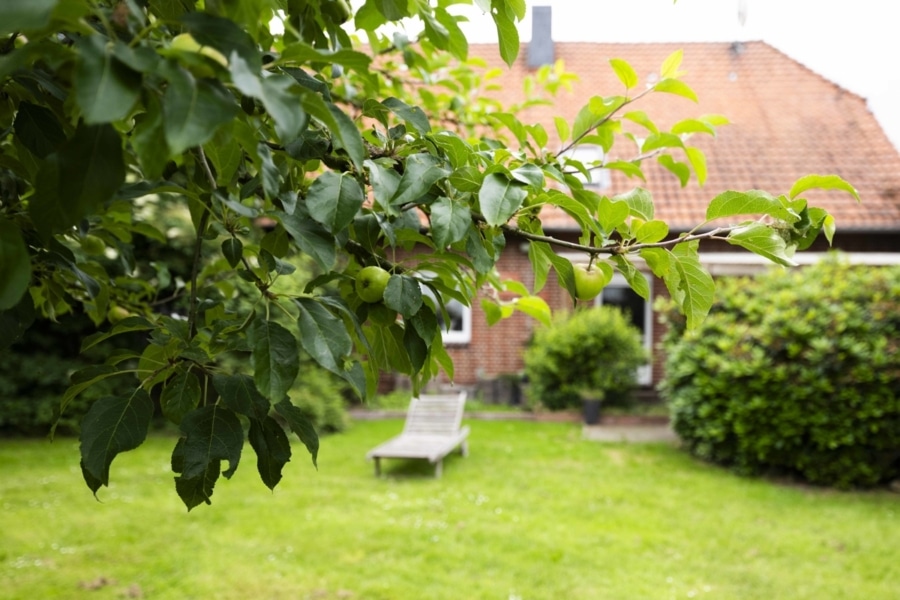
[[435, 296, 472, 345], [564, 144, 610, 190], [419, 279, 472, 345], [595, 272, 653, 385]]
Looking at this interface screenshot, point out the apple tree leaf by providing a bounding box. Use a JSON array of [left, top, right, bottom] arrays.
[[29, 123, 125, 239], [429, 196, 472, 248], [389, 153, 449, 208], [212, 373, 270, 420], [789, 174, 860, 203], [172, 404, 243, 510], [13, 101, 65, 159], [249, 317, 299, 401], [221, 237, 243, 268], [513, 295, 552, 327], [633, 219, 669, 244], [163, 65, 239, 155], [0, 219, 31, 311], [654, 78, 698, 102], [295, 297, 353, 376], [492, 7, 519, 67], [727, 222, 798, 267], [277, 206, 336, 271], [306, 171, 365, 234], [610, 58, 638, 89], [0, 0, 58, 34], [160, 370, 201, 425], [479, 173, 528, 226], [382, 96, 431, 135], [79, 391, 154, 495], [706, 190, 797, 223], [75, 35, 141, 124], [614, 187, 655, 220], [274, 399, 319, 467], [612, 256, 651, 301], [384, 274, 424, 318], [669, 242, 715, 329], [248, 415, 292, 490]]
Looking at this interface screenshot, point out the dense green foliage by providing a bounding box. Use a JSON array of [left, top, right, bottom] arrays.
[[524, 306, 646, 410], [0, 315, 138, 435], [659, 257, 900, 488], [0, 317, 349, 436], [0, 0, 856, 507]]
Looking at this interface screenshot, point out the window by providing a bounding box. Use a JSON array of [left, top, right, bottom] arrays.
[[435, 297, 471, 344], [420, 282, 472, 345], [597, 273, 652, 385], [564, 145, 610, 190]]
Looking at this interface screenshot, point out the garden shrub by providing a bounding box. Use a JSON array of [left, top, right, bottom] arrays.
[[0, 314, 145, 436], [288, 366, 349, 434], [362, 388, 414, 410], [659, 255, 900, 488], [524, 306, 647, 411]]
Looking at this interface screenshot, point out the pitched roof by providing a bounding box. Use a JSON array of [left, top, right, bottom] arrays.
[[467, 41, 900, 232]]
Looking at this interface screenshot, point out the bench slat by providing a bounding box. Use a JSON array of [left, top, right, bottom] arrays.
[[366, 392, 469, 477]]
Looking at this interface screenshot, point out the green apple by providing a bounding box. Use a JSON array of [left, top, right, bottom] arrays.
[[573, 263, 612, 301], [355, 266, 391, 303], [107, 304, 133, 324], [171, 33, 229, 67], [80, 234, 106, 256], [171, 32, 202, 52], [321, 0, 352, 24]]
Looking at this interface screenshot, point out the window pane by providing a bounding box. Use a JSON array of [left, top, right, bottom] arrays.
[[439, 299, 465, 332], [420, 279, 472, 344], [601, 285, 645, 332], [599, 279, 651, 385]]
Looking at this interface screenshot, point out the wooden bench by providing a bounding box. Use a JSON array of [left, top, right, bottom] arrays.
[[366, 392, 469, 478]]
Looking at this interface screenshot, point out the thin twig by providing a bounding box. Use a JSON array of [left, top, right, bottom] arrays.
[[557, 85, 655, 157], [188, 148, 217, 339], [197, 146, 217, 189], [187, 209, 210, 340], [498, 223, 734, 256]]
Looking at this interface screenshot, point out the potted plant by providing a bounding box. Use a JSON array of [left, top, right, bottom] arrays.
[[579, 388, 604, 425], [576, 357, 629, 425], [524, 306, 648, 424]]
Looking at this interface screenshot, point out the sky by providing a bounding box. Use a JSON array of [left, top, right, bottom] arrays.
[[450, 0, 900, 151]]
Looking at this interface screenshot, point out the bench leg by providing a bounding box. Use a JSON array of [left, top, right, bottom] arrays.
[[434, 460, 443, 478], [373, 457, 381, 477], [460, 441, 469, 457]]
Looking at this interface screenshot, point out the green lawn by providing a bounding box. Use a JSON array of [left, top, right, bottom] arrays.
[[1, 420, 897, 599]]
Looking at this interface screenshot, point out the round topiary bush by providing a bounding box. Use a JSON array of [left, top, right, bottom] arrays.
[[659, 256, 900, 488], [524, 306, 647, 411]]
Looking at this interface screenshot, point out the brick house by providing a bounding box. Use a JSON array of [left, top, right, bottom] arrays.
[[397, 35, 900, 401]]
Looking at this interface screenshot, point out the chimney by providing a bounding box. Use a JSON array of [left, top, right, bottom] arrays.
[[527, 6, 554, 68]]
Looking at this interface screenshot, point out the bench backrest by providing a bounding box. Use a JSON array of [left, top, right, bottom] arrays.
[[402, 392, 467, 436]]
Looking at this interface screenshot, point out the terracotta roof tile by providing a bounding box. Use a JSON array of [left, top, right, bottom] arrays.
[[466, 41, 900, 232]]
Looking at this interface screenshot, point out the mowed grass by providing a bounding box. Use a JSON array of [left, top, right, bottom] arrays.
[[1, 420, 898, 600]]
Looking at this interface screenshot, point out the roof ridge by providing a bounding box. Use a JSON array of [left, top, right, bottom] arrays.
[[467, 40, 865, 102]]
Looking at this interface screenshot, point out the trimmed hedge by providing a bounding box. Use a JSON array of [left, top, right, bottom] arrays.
[[659, 256, 900, 488], [524, 306, 646, 411]]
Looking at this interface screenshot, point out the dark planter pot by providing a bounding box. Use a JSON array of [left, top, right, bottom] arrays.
[[582, 399, 602, 425]]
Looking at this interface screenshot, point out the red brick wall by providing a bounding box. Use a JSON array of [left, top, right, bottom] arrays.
[[389, 232, 896, 393], [650, 277, 670, 386], [441, 245, 547, 385]]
